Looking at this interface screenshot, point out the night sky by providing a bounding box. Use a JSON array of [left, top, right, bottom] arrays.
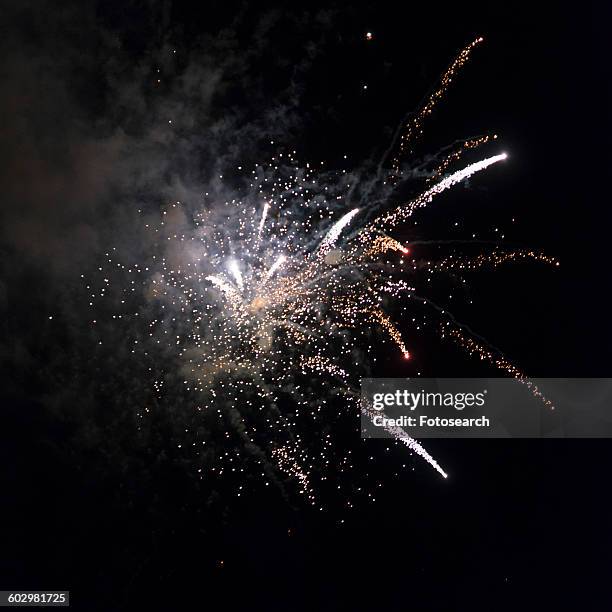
[[1, 1, 611, 610]]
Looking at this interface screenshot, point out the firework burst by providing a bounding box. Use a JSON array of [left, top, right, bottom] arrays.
[[88, 38, 556, 505]]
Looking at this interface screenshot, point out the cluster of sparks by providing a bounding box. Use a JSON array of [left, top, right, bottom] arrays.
[[88, 37, 557, 506]]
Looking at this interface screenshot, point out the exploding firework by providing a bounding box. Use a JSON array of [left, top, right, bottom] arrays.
[[87, 38, 556, 505]]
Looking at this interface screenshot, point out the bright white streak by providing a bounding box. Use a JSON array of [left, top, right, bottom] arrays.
[[319, 208, 360, 253], [205, 275, 240, 300], [227, 259, 244, 290], [265, 255, 286, 279], [257, 201, 270, 240], [375, 153, 508, 230], [361, 405, 448, 478]]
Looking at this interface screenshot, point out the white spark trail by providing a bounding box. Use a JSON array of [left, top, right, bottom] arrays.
[[205, 275, 240, 300], [361, 405, 448, 478], [319, 208, 360, 253], [257, 201, 270, 240], [265, 255, 286, 279], [371, 153, 507, 232], [227, 259, 244, 290]]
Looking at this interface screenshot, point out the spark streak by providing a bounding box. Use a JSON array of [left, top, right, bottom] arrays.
[[227, 259, 244, 290], [361, 403, 448, 478], [372, 153, 507, 233], [265, 255, 287, 279], [319, 208, 360, 254], [258, 201, 270, 240]]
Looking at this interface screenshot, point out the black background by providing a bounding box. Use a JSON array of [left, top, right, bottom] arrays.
[[1, 1, 611, 610]]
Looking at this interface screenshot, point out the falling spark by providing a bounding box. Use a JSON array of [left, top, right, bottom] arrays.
[[227, 259, 244, 290], [265, 255, 287, 279], [258, 201, 270, 240], [370, 309, 411, 359], [430, 249, 559, 272], [443, 324, 554, 409], [428, 134, 497, 184], [319, 208, 360, 254], [391, 36, 485, 174], [361, 403, 448, 478], [365, 235, 410, 258], [206, 275, 240, 300], [370, 153, 507, 233]]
